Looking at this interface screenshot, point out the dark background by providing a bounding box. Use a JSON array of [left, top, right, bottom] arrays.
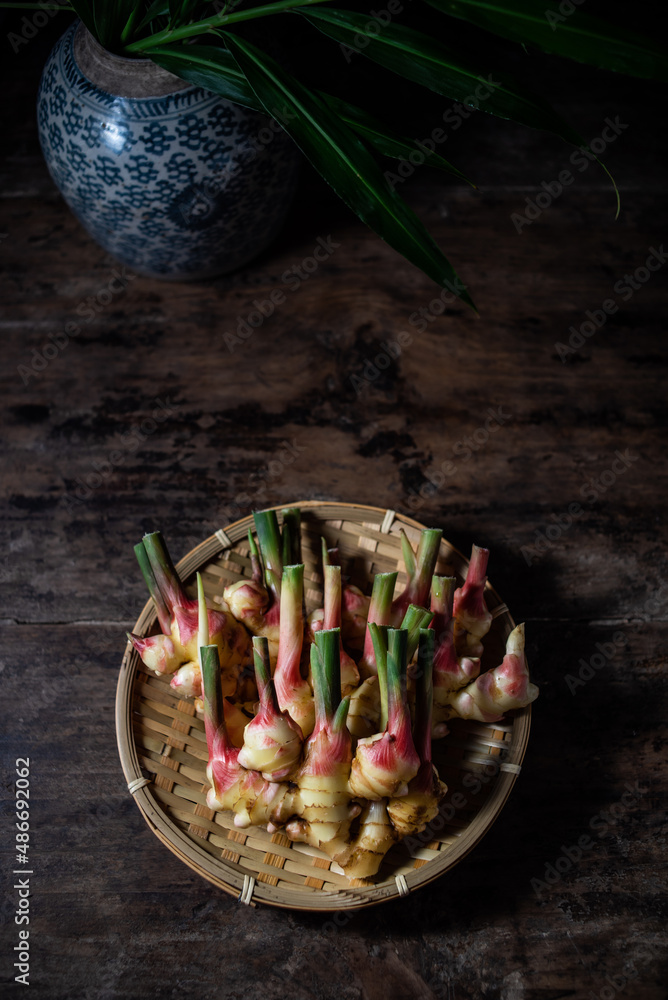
[[1, 5, 666, 999]]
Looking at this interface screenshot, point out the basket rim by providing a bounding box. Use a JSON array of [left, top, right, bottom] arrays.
[[115, 501, 532, 911]]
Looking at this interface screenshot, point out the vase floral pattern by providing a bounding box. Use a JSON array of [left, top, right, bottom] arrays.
[[37, 23, 300, 279]]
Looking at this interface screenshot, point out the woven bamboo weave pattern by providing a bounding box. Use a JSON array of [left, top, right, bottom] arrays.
[[116, 502, 531, 911]]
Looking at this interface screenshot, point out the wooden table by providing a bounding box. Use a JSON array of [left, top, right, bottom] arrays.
[[1, 13, 666, 1000]]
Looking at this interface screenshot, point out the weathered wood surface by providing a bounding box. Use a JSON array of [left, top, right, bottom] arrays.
[[1, 14, 667, 1000]]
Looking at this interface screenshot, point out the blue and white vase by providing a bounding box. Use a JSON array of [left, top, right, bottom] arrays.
[[37, 22, 301, 279]]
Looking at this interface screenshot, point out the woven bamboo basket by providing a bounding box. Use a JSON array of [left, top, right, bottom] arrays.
[[116, 501, 532, 911]]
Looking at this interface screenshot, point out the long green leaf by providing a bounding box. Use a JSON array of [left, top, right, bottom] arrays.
[[222, 32, 475, 305], [300, 7, 586, 147], [169, 0, 200, 29], [423, 0, 668, 82], [134, 1, 170, 35], [325, 94, 475, 185], [87, 0, 137, 48], [149, 44, 263, 110], [66, 0, 96, 36], [150, 44, 475, 183], [125, 0, 335, 53]]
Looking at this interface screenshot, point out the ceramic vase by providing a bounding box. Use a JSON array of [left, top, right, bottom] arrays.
[[37, 22, 300, 279]]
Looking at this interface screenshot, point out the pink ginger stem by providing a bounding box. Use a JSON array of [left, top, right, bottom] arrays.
[[134, 541, 171, 634], [248, 529, 264, 586], [409, 628, 436, 794], [414, 628, 434, 766], [201, 644, 241, 795], [385, 629, 417, 763], [431, 575, 458, 679], [391, 528, 442, 625], [454, 544, 490, 619], [320, 537, 341, 569], [323, 563, 342, 630], [253, 509, 283, 610], [253, 635, 279, 714], [308, 630, 351, 771], [273, 564, 305, 712], [142, 531, 196, 615], [360, 572, 397, 674]]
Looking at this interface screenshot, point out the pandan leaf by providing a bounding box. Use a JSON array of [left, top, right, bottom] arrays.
[[148, 43, 263, 110], [134, 1, 170, 35], [222, 32, 475, 306], [300, 8, 587, 147], [169, 0, 202, 29], [325, 94, 475, 185], [89, 0, 137, 49], [423, 0, 668, 83], [150, 44, 473, 184], [66, 0, 96, 37], [124, 0, 344, 53]]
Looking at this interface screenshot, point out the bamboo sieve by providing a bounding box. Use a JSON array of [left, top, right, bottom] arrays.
[[115, 501, 532, 911]]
